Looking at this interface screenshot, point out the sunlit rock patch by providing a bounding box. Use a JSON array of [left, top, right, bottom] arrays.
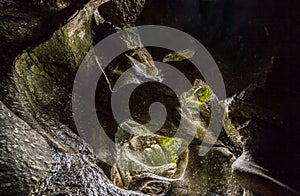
[[111, 120, 188, 195]]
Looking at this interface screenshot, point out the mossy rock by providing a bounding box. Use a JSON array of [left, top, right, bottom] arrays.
[[14, 6, 94, 127], [112, 120, 188, 194]]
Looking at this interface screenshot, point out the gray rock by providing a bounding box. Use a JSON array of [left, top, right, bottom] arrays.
[[0, 1, 148, 195], [232, 153, 300, 196], [112, 120, 188, 195], [0, 100, 53, 195], [30, 153, 145, 196]]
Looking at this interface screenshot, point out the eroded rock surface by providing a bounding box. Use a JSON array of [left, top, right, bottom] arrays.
[[112, 120, 188, 195], [110, 80, 242, 195], [0, 101, 53, 195], [0, 0, 147, 195], [1, 0, 299, 195], [30, 153, 145, 196]]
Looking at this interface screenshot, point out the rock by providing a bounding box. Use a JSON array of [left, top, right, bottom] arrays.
[[93, 0, 157, 77], [110, 79, 243, 195], [137, 2, 300, 193], [1, 0, 299, 195], [0, 0, 92, 78], [180, 79, 241, 149], [0, 1, 147, 195], [112, 120, 188, 195], [0, 85, 144, 196], [170, 145, 241, 195], [229, 80, 300, 195], [30, 153, 145, 196], [0, 100, 53, 195], [37, 0, 71, 10], [163, 49, 196, 63], [232, 153, 300, 196], [0, 86, 143, 196], [13, 0, 99, 129], [98, 0, 145, 28], [167, 80, 242, 195]]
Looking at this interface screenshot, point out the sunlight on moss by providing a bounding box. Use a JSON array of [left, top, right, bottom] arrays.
[[186, 86, 213, 106], [158, 137, 180, 163]]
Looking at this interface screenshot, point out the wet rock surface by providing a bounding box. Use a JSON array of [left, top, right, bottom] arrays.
[[0, 101, 53, 195], [30, 153, 144, 196]]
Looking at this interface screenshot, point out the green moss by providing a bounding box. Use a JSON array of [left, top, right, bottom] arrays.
[[158, 137, 179, 163], [68, 16, 93, 67], [16, 53, 50, 85], [186, 86, 213, 106], [31, 32, 76, 69], [28, 53, 50, 79], [15, 14, 93, 105], [30, 15, 93, 71], [196, 86, 212, 106]]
